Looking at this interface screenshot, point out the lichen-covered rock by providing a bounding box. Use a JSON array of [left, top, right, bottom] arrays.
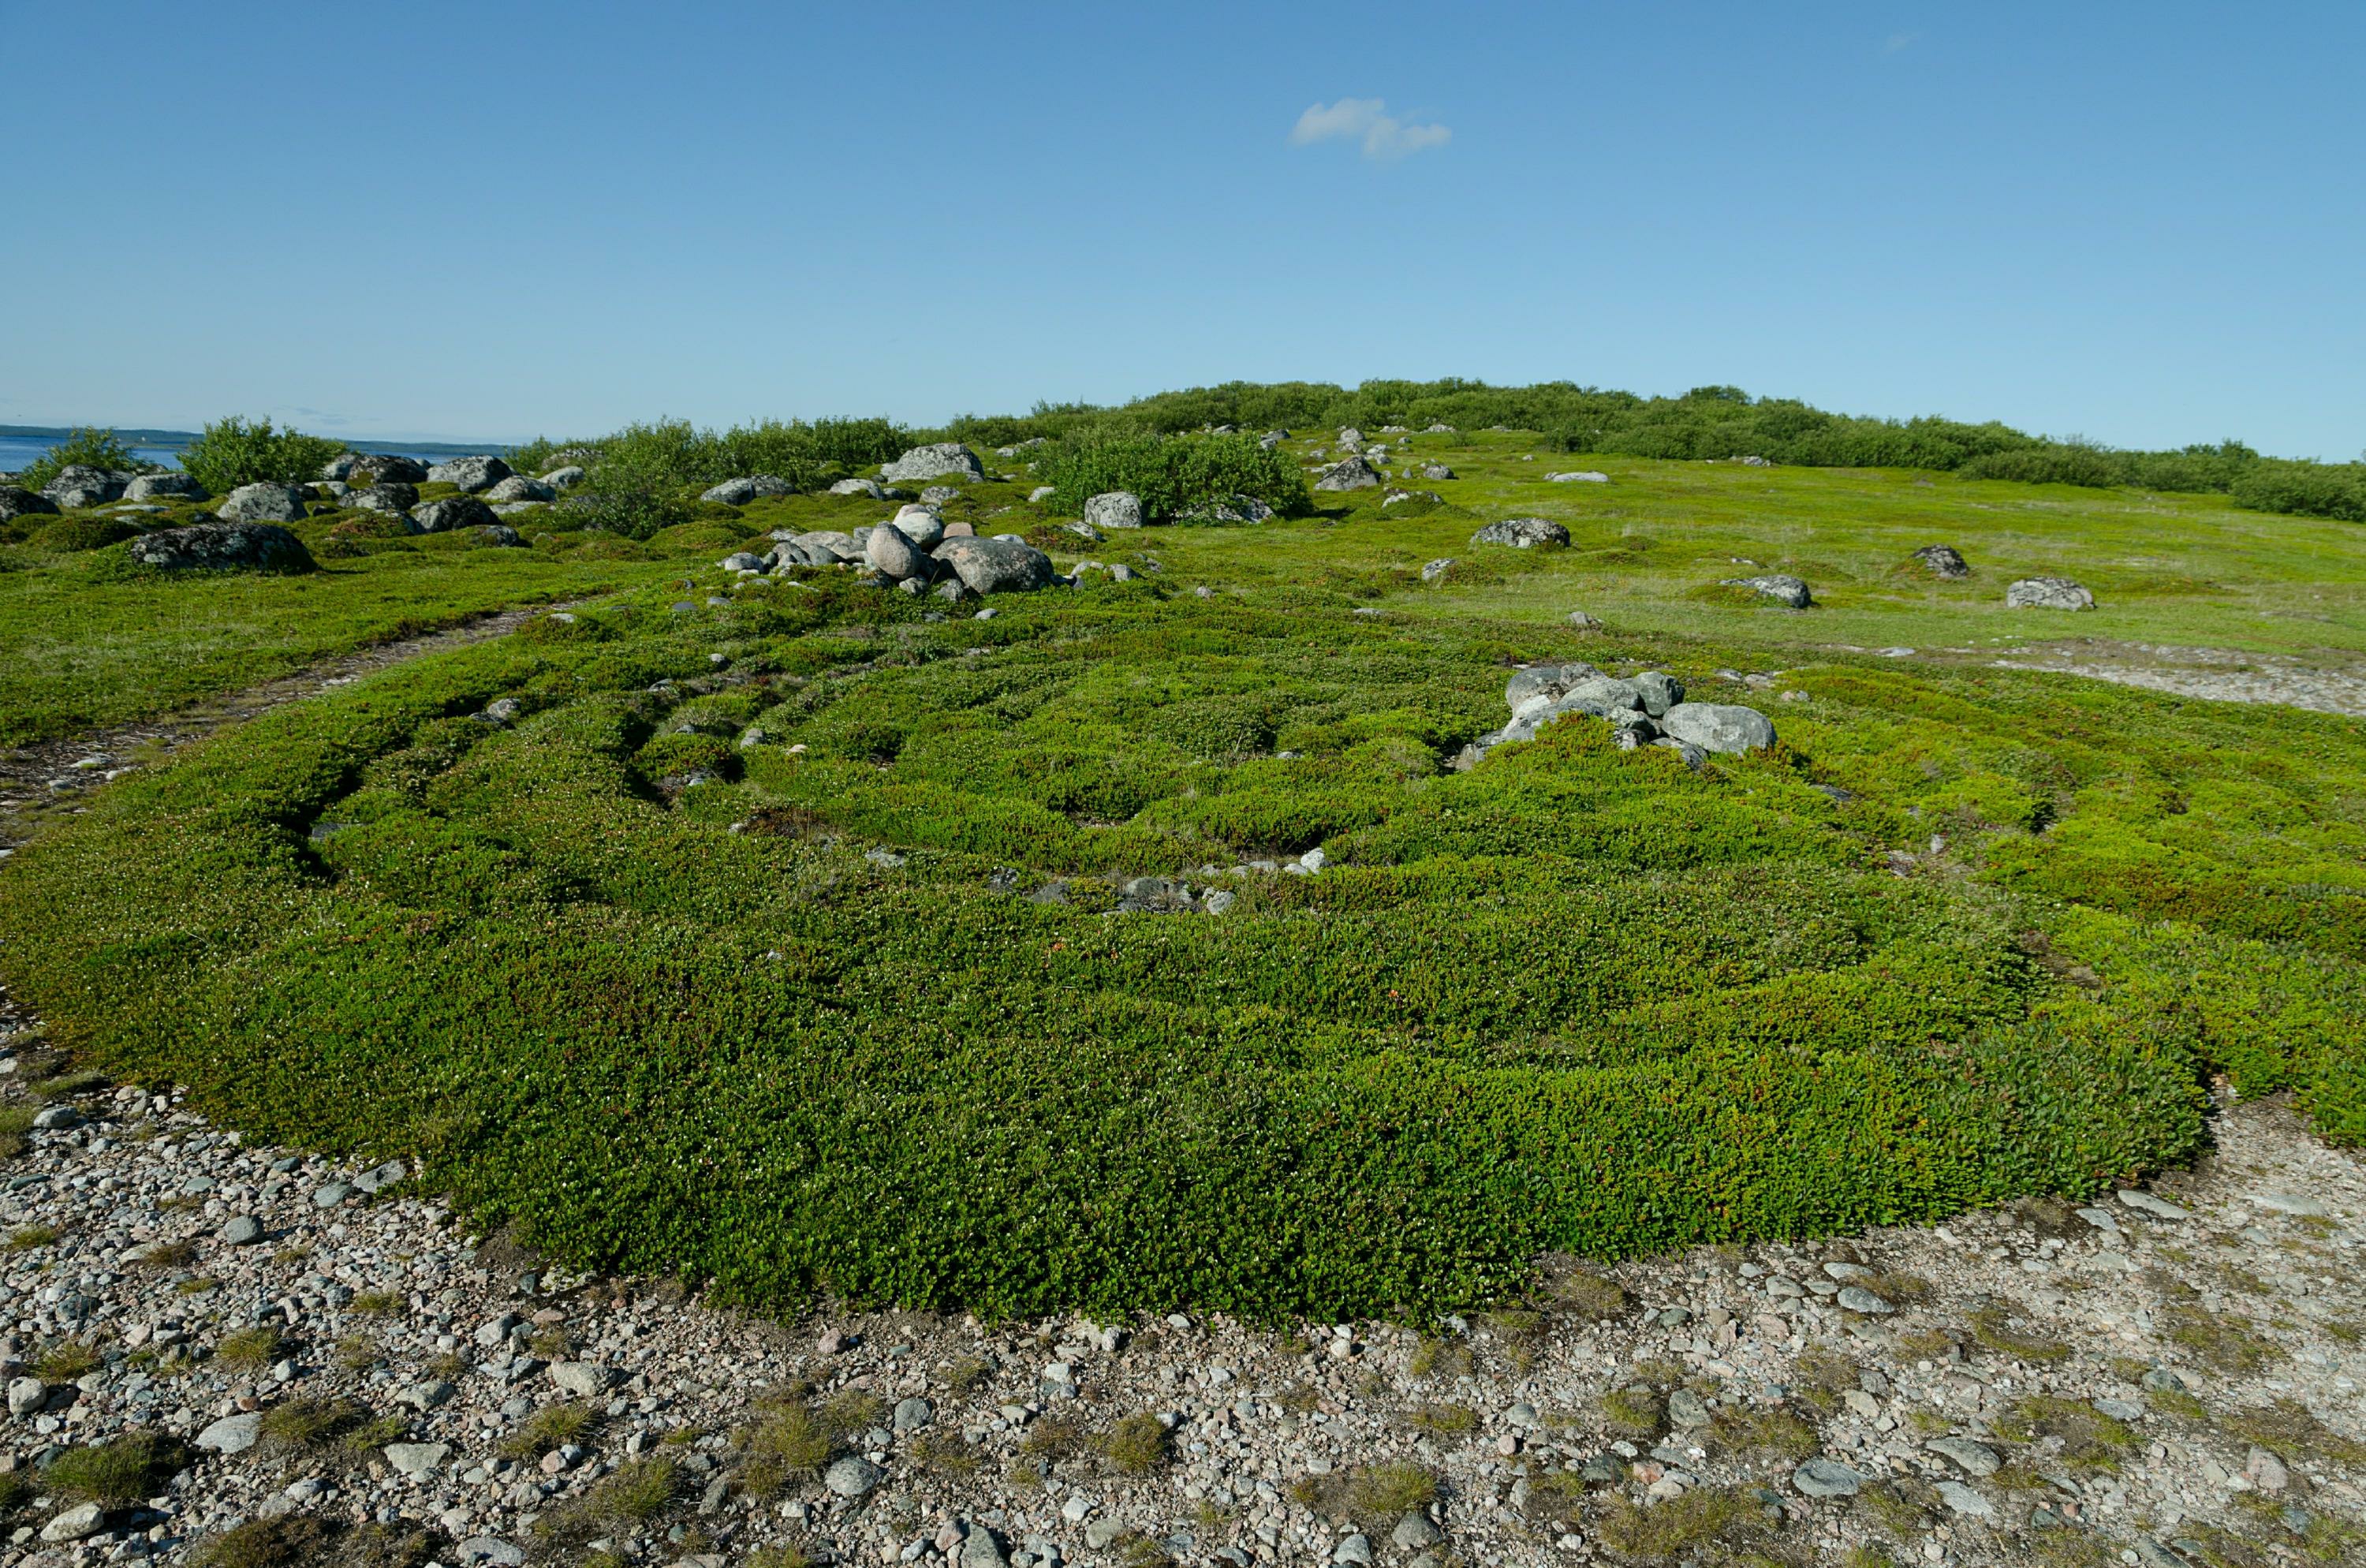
[[128, 522, 315, 573], [879, 443, 984, 483], [935, 536, 1054, 595], [1471, 517, 1569, 549], [124, 472, 208, 503], [487, 475, 558, 504], [1659, 702, 1778, 755], [353, 454, 428, 484], [0, 486, 59, 522], [1085, 491, 1146, 530], [217, 483, 310, 524], [2006, 576, 2094, 610], [1913, 544, 1969, 580], [427, 455, 513, 492], [414, 496, 499, 533], [348, 483, 419, 513], [1722, 573, 1812, 608], [700, 474, 793, 506], [1314, 455, 1383, 491]]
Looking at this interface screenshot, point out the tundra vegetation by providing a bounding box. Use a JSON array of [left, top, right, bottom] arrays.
[[0, 385, 2361, 1324]]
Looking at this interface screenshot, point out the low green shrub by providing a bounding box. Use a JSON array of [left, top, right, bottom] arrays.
[[12, 427, 159, 493], [35, 516, 138, 552]]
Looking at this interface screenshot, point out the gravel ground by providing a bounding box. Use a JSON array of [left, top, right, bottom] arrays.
[[1985, 641, 2366, 718], [0, 976, 2358, 1568]]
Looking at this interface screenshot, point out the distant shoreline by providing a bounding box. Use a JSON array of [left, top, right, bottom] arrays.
[[0, 424, 508, 457]]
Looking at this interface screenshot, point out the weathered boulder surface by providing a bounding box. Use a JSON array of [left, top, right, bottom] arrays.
[[128, 522, 315, 573], [880, 443, 984, 483], [426, 456, 513, 492], [1913, 544, 1969, 580], [935, 536, 1054, 595], [2007, 576, 2094, 610], [218, 483, 310, 524], [1471, 517, 1569, 549], [125, 472, 208, 503], [414, 496, 499, 533]]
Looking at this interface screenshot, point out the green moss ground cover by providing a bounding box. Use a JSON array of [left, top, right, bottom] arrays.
[[2, 424, 2361, 1319]]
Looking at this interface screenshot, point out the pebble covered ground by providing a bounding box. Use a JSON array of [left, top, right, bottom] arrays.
[[1987, 640, 2366, 718], [0, 972, 2358, 1568]]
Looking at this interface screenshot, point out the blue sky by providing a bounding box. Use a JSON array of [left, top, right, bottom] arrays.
[[4, 1, 2360, 457]]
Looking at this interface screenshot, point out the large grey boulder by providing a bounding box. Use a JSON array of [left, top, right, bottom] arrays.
[[824, 1457, 883, 1498], [1544, 469, 1610, 483], [879, 443, 984, 483], [353, 454, 428, 484], [1724, 573, 1812, 608], [125, 472, 207, 503], [864, 522, 933, 581], [0, 487, 59, 522], [540, 465, 587, 491], [935, 536, 1054, 595], [1505, 662, 1603, 709], [1659, 703, 1777, 755], [700, 474, 793, 506], [830, 476, 887, 498], [127, 522, 314, 573], [414, 496, 499, 533], [487, 475, 558, 504], [196, 1413, 264, 1453], [1314, 455, 1383, 491], [43, 465, 129, 508], [218, 483, 310, 523], [348, 483, 419, 513], [427, 455, 513, 492], [1471, 517, 1569, 549], [2006, 576, 2093, 610], [321, 452, 365, 480], [1085, 491, 1145, 529], [1913, 544, 1969, 580], [1633, 670, 1685, 716]]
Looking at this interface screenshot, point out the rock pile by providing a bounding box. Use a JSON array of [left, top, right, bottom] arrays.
[[729, 513, 1057, 599], [1914, 545, 1970, 580], [1455, 662, 1775, 770], [1314, 457, 1383, 491]]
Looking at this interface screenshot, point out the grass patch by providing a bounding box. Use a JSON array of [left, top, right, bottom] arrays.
[[1405, 1402, 1480, 1435], [48, 1430, 185, 1506], [5, 1224, 60, 1251], [1599, 1387, 1664, 1440], [500, 1401, 595, 1459], [35, 1341, 100, 1381], [1705, 1402, 1822, 1461], [257, 1396, 368, 1459], [1097, 1413, 1168, 1477], [190, 1516, 337, 1568], [1991, 1394, 2138, 1473], [2220, 1398, 2366, 1465], [2163, 1305, 2282, 1373], [1968, 1305, 2071, 1363], [215, 1325, 285, 1369], [1592, 1484, 1791, 1566]]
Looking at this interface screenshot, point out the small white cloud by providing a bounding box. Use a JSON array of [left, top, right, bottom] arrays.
[[1883, 31, 1919, 52], [1290, 96, 1451, 160]]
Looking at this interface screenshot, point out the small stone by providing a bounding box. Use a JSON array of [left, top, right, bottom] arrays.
[[2118, 1189, 2190, 1221], [2245, 1447, 2289, 1492], [1792, 1458, 1863, 1498], [6, 1377, 45, 1417], [824, 1457, 883, 1497], [197, 1412, 263, 1454], [1926, 1438, 2000, 1477], [1933, 1480, 1996, 1519], [1392, 1513, 1444, 1550], [894, 1396, 934, 1432], [396, 1380, 457, 1412], [385, 1441, 452, 1477], [312, 1182, 353, 1208], [1837, 1286, 1893, 1315], [2252, 1192, 2328, 1217], [455, 1539, 526, 1568], [1332, 1535, 1374, 1566], [1666, 1390, 1711, 1428], [40, 1503, 107, 1543], [2092, 1398, 2144, 1421], [550, 1362, 614, 1398], [29, 1106, 82, 1131], [221, 1215, 264, 1245]]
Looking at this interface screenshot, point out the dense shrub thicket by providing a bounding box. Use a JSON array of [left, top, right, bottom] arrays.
[[177, 417, 346, 495], [3, 572, 2357, 1317], [1033, 430, 1312, 521], [920, 380, 2363, 525], [509, 418, 909, 491]]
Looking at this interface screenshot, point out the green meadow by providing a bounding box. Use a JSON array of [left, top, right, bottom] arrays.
[[2, 420, 2360, 1320]]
